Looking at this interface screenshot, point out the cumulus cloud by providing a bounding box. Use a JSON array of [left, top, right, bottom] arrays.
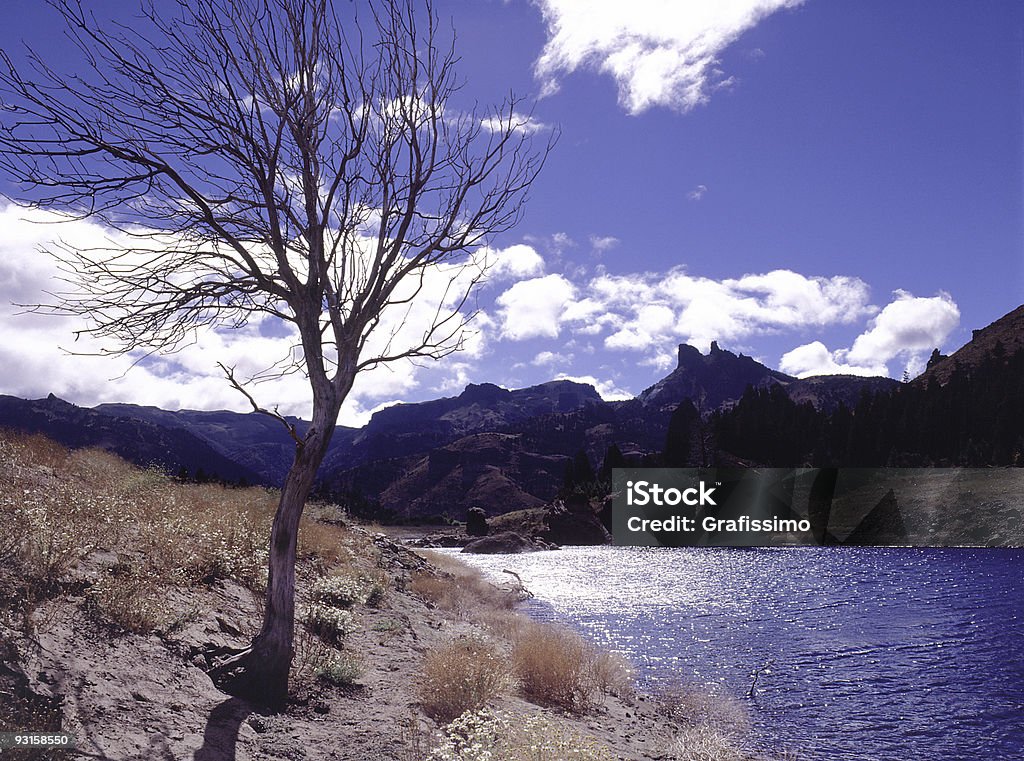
[[494, 273, 577, 340], [532, 350, 571, 366], [532, 0, 804, 114], [778, 341, 886, 378], [846, 290, 960, 366], [532, 267, 874, 358], [486, 243, 546, 281], [779, 291, 960, 379], [480, 111, 549, 135]]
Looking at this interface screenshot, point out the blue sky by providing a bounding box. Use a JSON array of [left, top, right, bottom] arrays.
[[0, 1, 1021, 424]]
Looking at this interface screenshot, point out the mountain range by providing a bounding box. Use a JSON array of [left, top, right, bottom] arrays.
[[2, 304, 1020, 522]]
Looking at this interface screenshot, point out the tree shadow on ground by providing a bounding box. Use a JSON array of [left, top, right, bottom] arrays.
[[193, 697, 252, 761]]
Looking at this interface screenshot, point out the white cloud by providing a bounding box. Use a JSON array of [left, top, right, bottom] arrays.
[[779, 291, 960, 379], [480, 111, 549, 135], [551, 231, 576, 253], [532, 350, 571, 366], [555, 267, 873, 354], [430, 361, 478, 395], [487, 263, 882, 372], [779, 341, 886, 378], [846, 290, 960, 366], [729, 270, 874, 327], [495, 273, 577, 340], [532, 0, 804, 114], [589, 235, 620, 253], [486, 244, 546, 281], [687, 184, 708, 201]]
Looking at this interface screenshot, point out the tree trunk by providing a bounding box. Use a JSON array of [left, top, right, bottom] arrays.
[[209, 393, 341, 709]]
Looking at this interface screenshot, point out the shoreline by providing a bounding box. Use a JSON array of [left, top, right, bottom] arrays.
[[0, 432, 768, 760]]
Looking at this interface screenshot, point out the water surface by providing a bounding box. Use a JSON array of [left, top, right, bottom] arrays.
[[452, 547, 1024, 760]]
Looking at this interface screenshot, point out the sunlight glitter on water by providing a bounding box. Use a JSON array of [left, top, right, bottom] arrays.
[[448, 546, 1024, 761]]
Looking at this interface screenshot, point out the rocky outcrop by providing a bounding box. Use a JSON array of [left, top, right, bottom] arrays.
[[543, 496, 611, 546], [639, 341, 793, 412], [914, 304, 1024, 387], [466, 507, 489, 537]]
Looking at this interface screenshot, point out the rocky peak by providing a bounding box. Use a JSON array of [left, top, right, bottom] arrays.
[[644, 342, 793, 411], [458, 383, 509, 406]]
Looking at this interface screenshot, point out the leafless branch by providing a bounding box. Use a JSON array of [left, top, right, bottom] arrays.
[[218, 361, 303, 447], [0, 0, 553, 706]]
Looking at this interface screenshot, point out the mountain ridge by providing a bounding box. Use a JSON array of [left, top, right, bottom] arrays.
[[3, 304, 1019, 520]]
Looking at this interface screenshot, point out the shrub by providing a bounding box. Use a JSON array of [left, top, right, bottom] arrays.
[[590, 649, 635, 698], [657, 683, 751, 740], [372, 617, 404, 634], [310, 570, 389, 608], [317, 652, 363, 687], [87, 566, 173, 633], [512, 623, 598, 711], [311, 574, 365, 607], [419, 636, 512, 723], [668, 725, 746, 761], [657, 683, 753, 761], [305, 604, 356, 644], [410, 567, 517, 619]]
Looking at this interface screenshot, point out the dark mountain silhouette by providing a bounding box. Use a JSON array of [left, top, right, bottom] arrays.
[[702, 306, 1024, 468], [640, 341, 792, 411], [0, 394, 262, 485], [95, 403, 356, 485], [2, 304, 1020, 521], [322, 380, 604, 472]]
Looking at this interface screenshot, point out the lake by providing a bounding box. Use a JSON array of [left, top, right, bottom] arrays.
[[451, 546, 1024, 760]]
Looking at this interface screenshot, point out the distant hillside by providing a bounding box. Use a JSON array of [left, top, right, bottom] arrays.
[[702, 310, 1024, 468], [96, 402, 357, 485], [784, 374, 900, 411], [323, 379, 603, 472], [914, 304, 1024, 387], [322, 432, 566, 522], [0, 394, 262, 484]]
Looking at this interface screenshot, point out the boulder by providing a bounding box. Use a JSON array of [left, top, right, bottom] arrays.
[[462, 531, 546, 554]]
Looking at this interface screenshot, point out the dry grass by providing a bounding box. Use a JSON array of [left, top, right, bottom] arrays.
[[657, 682, 752, 739], [656, 682, 754, 761], [410, 552, 520, 619], [0, 430, 368, 637], [418, 635, 513, 723], [511, 622, 603, 712], [669, 725, 747, 761]]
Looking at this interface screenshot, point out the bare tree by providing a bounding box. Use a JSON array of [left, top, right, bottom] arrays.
[[0, 0, 550, 707]]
